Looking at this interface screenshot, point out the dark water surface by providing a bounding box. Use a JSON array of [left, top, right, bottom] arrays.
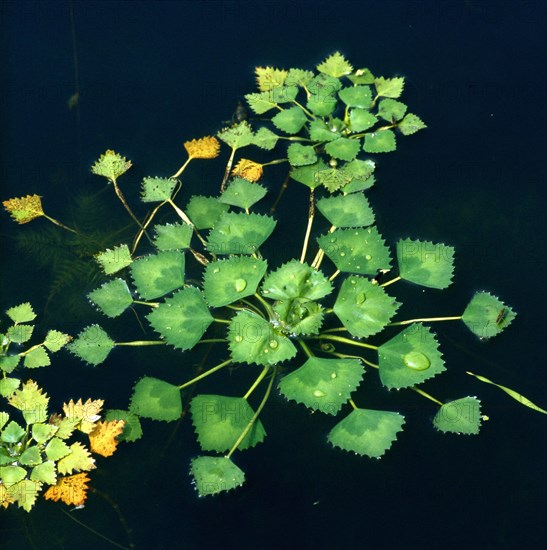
[[1, 1, 546, 549]]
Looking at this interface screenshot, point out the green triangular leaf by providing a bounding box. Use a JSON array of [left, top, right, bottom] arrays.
[[398, 113, 427, 135], [130, 250, 185, 300], [377, 98, 407, 122], [19, 446, 42, 466], [186, 196, 230, 230], [190, 456, 245, 497], [207, 212, 276, 255], [328, 408, 405, 458], [45, 437, 71, 461], [228, 311, 297, 366], [0, 355, 20, 374], [43, 330, 71, 352], [289, 159, 328, 190], [6, 303, 36, 323], [190, 395, 266, 452], [396, 238, 455, 289], [31, 423, 57, 444], [261, 260, 333, 301], [338, 86, 372, 108], [220, 178, 267, 210], [7, 324, 34, 344], [23, 347, 50, 369], [461, 292, 516, 339], [252, 127, 279, 150], [67, 325, 115, 366], [334, 276, 400, 338], [1, 421, 26, 443], [245, 92, 278, 115], [325, 137, 361, 162], [308, 120, 340, 142], [433, 397, 482, 435], [279, 357, 364, 414], [30, 460, 56, 484], [140, 176, 177, 202], [306, 93, 337, 116], [153, 222, 193, 251], [378, 323, 445, 390], [91, 150, 131, 182], [316, 167, 352, 193], [95, 244, 133, 275], [374, 76, 405, 99], [272, 106, 308, 134], [347, 68, 375, 85], [316, 193, 374, 228], [88, 278, 133, 318], [287, 143, 318, 167], [129, 377, 182, 421], [317, 52, 353, 78], [203, 257, 267, 308], [218, 121, 254, 149], [317, 226, 392, 275], [147, 287, 213, 350], [363, 130, 397, 153], [0, 377, 20, 397], [348, 108, 378, 132]]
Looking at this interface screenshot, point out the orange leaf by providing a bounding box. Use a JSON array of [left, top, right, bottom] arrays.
[[89, 420, 125, 457], [44, 473, 90, 507], [232, 159, 263, 182], [2, 194, 45, 224], [184, 136, 220, 159], [0, 484, 15, 509]]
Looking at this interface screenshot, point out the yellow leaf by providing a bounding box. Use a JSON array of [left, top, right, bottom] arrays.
[[255, 67, 288, 91], [2, 194, 45, 224], [184, 136, 220, 159], [89, 420, 125, 457], [0, 484, 15, 509], [232, 159, 264, 182], [63, 398, 104, 433], [8, 380, 49, 424], [44, 473, 90, 506]]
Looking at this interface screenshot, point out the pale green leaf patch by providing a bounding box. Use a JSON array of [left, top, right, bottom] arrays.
[[316, 52, 353, 78], [289, 159, 328, 190], [218, 121, 254, 149], [328, 408, 405, 458], [23, 347, 50, 369], [398, 113, 427, 135], [349, 109, 378, 133], [338, 86, 372, 109], [287, 143, 318, 167], [374, 76, 405, 99], [43, 330, 71, 352], [272, 106, 308, 134], [251, 127, 279, 150], [278, 357, 364, 414], [377, 98, 407, 121], [6, 303, 36, 324], [325, 137, 361, 162]]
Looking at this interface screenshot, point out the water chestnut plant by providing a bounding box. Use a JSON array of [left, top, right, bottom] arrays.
[[3, 52, 545, 500]]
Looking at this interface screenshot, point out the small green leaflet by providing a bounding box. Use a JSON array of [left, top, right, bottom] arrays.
[[374, 76, 405, 99], [190, 395, 266, 452], [67, 325, 115, 366], [153, 222, 193, 251], [6, 303, 36, 323], [220, 178, 267, 210], [363, 130, 397, 153], [316, 193, 374, 228], [433, 397, 482, 434], [316, 52, 353, 78], [141, 176, 177, 203], [147, 287, 213, 350], [186, 196, 229, 230], [328, 408, 405, 458], [272, 106, 308, 134], [129, 377, 182, 421], [334, 276, 400, 338], [278, 357, 364, 414], [461, 291, 516, 339], [130, 250, 185, 300], [88, 278, 133, 318], [287, 143, 318, 167], [207, 212, 276, 255], [325, 138, 361, 162], [203, 256, 267, 308], [95, 244, 132, 275], [190, 456, 245, 497], [378, 323, 445, 390]]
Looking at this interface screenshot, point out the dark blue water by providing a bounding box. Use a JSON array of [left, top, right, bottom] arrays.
[[1, 1, 546, 548]]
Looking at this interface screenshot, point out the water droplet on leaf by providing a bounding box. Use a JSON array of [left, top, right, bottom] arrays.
[[355, 292, 366, 305], [234, 279, 247, 292], [269, 340, 278, 349], [403, 351, 431, 371], [313, 389, 326, 397]]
